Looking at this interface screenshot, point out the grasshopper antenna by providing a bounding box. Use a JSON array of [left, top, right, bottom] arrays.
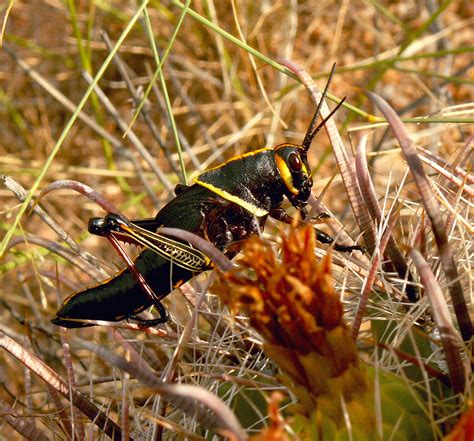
[[302, 63, 345, 151]]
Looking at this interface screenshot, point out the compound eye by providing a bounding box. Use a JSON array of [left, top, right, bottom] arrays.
[[88, 217, 106, 236], [288, 152, 302, 172]]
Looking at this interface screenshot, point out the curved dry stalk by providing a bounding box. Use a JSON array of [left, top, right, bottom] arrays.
[[1, 176, 105, 279], [356, 135, 418, 302], [58, 329, 86, 440], [410, 249, 468, 394], [7, 235, 104, 282], [76, 339, 247, 441], [0, 331, 122, 440], [35, 179, 121, 215], [0, 399, 50, 441], [351, 210, 399, 340], [367, 91, 473, 343]]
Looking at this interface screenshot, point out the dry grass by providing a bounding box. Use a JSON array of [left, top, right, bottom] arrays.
[[0, 1, 472, 439]]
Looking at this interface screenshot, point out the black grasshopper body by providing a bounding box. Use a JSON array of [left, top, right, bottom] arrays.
[[52, 73, 363, 328], [52, 184, 263, 327], [51, 144, 310, 328]]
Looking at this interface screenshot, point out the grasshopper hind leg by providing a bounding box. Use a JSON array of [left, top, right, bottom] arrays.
[[128, 300, 170, 328]]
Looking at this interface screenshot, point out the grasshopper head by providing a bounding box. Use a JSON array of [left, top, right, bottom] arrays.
[[275, 63, 346, 214], [274, 143, 313, 211]]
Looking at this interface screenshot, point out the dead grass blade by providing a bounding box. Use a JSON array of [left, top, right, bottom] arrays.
[[351, 209, 399, 340], [82, 71, 174, 194], [58, 328, 86, 440], [1, 175, 105, 279], [77, 339, 247, 441], [35, 179, 121, 215], [367, 91, 473, 343], [0, 331, 122, 440], [355, 135, 418, 302], [6, 235, 101, 282], [409, 249, 468, 394], [100, 31, 181, 176], [0, 399, 50, 441], [3, 47, 130, 153]]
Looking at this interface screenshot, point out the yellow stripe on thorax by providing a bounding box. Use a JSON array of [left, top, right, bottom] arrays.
[[194, 179, 269, 217]]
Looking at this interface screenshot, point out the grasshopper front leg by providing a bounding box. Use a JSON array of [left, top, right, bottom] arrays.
[[269, 207, 365, 253]]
